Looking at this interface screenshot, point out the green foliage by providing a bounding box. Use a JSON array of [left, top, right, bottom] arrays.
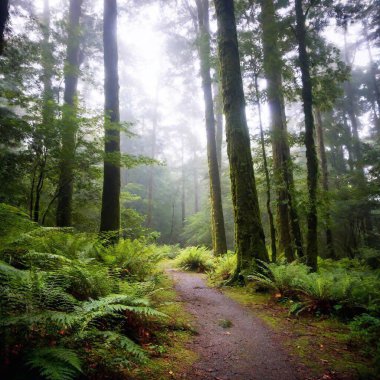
[[181, 211, 212, 247], [249, 259, 380, 316], [100, 239, 164, 281], [0, 205, 168, 380], [249, 261, 310, 295], [349, 314, 380, 375], [174, 246, 215, 272], [26, 348, 82, 380], [0, 203, 39, 246], [210, 251, 237, 283]]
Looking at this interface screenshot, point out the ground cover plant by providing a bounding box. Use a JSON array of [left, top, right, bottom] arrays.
[[0, 204, 188, 380]]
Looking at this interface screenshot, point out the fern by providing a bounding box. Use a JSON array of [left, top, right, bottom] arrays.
[[26, 347, 82, 380], [174, 246, 215, 272]]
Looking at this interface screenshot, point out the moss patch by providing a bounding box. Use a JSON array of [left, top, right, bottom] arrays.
[[222, 286, 373, 379]]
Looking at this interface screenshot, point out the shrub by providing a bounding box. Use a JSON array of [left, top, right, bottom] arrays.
[[174, 246, 215, 272], [0, 205, 168, 380], [249, 260, 380, 316], [0, 203, 38, 246], [101, 239, 164, 281], [210, 251, 237, 283], [248, 260, 310, 296], [349, 314, 380, 375]]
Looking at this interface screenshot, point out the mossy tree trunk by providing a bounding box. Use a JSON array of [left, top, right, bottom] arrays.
[[213, 78, 224, 171], [100, 0, 121, 235], [56, 0, 83, 227], [260, 0, 305, 262], [195, 0, 227, 255], [314, 108, 335, 259], [295, 0, 318, 271], [32, 0, 53, 224], [0, 0, 9, 54], [254, 73, 277, 262], [213, 0, 269, 272]]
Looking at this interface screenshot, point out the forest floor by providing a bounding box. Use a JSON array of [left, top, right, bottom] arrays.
[[167, 269, 368, 380]]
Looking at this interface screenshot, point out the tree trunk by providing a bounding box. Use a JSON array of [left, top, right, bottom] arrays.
[[314, 108, 335, 259], [33, 153, 47, 223], [363, 21, 380, 118], [213, 0, 269, 272], [100, 0, 121, 235], [56, 0, 83, 227], [343, 27, 362, 170], [254, 73, 277, 262], [147, 94, 158, 228], [30, 0, 52, 224], [0, 0, 9, 54], [295, 0, 318, 271], [213, 78, 223, 171], [260, 0, 304, 262], [193, 151, 199, 213], [181, 131, 185, 227], [195, 0, 227, 255]]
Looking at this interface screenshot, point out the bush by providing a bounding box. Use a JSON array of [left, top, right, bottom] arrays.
[[0, 205, 168, 380], [100, 239, 164, 281], [210, 251, 237, 283], [174, 246, 215, 272], [249, 260, 310, 296], [155, 244, 181, 259], [349, 314, 380, 375], [249, 260, 380, 316]]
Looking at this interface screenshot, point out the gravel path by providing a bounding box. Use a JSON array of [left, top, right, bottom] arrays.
[[169, 270, 310, 380]]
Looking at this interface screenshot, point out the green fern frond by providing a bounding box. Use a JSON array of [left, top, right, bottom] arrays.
[[26, 347, 82, 380]]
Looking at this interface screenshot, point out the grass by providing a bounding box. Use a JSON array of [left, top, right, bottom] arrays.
[[223, 286, 374, 378]]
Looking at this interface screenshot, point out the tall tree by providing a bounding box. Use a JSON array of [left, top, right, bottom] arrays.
[[30, 0, 54, 224], [213, 0, 269, 273], [343, 24, 363, 170], [213, 79, 223, 171], [314, 108, 335, 259], [0, 0, 9, 54], [195, 0, 227, 255], [254, 73, 277, 262], [100, 0, 121, 235], [146, 95, 158, 228], [259, 0, 303, 261], [56, 0, 83, 226], [295, 0, 319, 271]]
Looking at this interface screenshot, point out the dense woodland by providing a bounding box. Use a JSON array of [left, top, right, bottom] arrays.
[[1, 0, 380, 379]]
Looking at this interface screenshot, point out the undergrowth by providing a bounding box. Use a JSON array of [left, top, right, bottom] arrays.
[[174, 246, 215, 272], [0, 203, 180, 380]]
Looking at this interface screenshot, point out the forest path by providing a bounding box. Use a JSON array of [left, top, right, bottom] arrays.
[[168, 269, 310, 380]]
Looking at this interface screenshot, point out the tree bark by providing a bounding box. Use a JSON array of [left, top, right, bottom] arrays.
[[195, 0, 227, 255], [100, 0, 121, 235], [295, 0, 318, 271], [31, 0, 53, 224], [56, 0, 83, 227], [254, 73, 277, 262], [260, 0, 304, 262], [213, 78, 223, 171], [147, 94, 158, 228], [314, 108, 335, 259], [213, 0, 269, 272], [363, 21, 380, 118], [343, 27, 362, 171], [181, 131, 185, 227], [0, 0, 9, 54], [193, 151, 199, 213]]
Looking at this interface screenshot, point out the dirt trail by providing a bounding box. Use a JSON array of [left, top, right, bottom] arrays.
[[169, 270, 310, 380]]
